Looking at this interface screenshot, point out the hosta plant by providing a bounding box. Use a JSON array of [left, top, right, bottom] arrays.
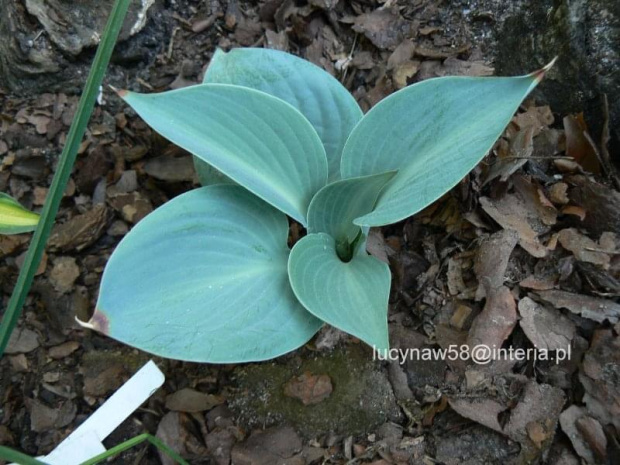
[[81, 48, 553, 362]]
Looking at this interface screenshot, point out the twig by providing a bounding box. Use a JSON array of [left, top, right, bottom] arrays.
[[500, 156, 574, 160]]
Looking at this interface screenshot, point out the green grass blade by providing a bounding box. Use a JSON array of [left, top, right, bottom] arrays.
[[0, 0, 131, 357], [80, 433, 189, 465], [0, 446, 48, 465]]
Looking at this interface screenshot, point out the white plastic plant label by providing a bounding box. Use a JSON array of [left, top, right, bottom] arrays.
[[19, 360, 165, 465]]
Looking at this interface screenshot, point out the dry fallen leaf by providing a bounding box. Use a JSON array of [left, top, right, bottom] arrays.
[[352, 8, 412, 50], [548, 182, 569, 205], [557, 228, 615, 269], [563, 114, 601, 174], [518, 297, 575, 351], [484, 125, 535, 185], [579, 329, 620, 431], [480, 194, 547, 258], [536, 289, 620, 323], [512, 105, 554, 137], [474, 229, 519, 300], [560, 405, 607, 464], [448, 397, 506, 433], [503, 380, 565, 450], [467, 286, 517, 357]]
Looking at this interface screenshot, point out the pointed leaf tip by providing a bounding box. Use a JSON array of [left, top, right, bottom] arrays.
[[531, 56, 558, 83], [84, 308, 110, 334], [109, 85, 128, 98]]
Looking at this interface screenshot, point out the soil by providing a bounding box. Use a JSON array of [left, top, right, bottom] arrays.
[[1, 1, 619, 464]]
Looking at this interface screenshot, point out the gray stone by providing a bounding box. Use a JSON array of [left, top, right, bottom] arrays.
[[230, 345, 402, 437], [492, 0, 620, 153]]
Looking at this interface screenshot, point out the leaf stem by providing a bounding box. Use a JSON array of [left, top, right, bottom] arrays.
[[0, 446, 48, 465]]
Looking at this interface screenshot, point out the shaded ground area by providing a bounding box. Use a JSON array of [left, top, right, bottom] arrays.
[[1, 0, 619, 464]]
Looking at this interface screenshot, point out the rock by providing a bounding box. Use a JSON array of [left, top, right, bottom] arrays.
[[25, 0, 153, 55], [156, 411, 208, 465], [0, 0, 163, 93], [106, 220, 129, 237], [28, 398, 76, 433], [9, 354, 29, 372], [435, 424, 520, 465], [49, 256, 80, 294], [144, 155, 195, 182], [15, 250, 47, 276], [108, 170, 138, 195], [80, 350, 149, 398], [165, 388, 224, 412], [75, 146, 111, 195], [206, 428, 237, 465], [283, 372, 333, 406], [108, 192, 153, 224], [231, 426, 303, 465], [5, 327, 39, 354], [48, 341, 80, 359], [494, 0, 620, 151], [230, 345, 401, 437]]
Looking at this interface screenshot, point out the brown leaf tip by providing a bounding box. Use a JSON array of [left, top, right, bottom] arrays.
[[76, 308, 110, 334], [91, 309, 110, 334], [532, 56, 559, 84], [108, 85, 128, 98]]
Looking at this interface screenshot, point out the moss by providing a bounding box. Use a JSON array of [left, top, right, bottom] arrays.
[[229, 344, 401, 437], [80, 349, 151, 377]]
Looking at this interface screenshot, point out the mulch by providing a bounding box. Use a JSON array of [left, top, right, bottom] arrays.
[[1, 0, 619, 464]]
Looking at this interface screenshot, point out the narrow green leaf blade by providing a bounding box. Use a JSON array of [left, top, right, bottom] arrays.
[[307, 171, 396, 245], [90, 185, 322, 363], [204, 48, 363, 181], [0, 0, 132, 357], [288, 233, 391, 351], [341, 66, 552, 227], [0, 193, 39, 235], [122, 84, 328, 225]]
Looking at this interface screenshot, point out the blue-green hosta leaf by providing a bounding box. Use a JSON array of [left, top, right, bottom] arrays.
[[87, 185, 323, 363], [307, 171, 396, 246], [0, 192, 39, 235], [192, 156, 235, 186], [341, 62, 554, 227], [204, 48, 363, 181], [121, 84, 328, 226], [288, 233, 391, 351]]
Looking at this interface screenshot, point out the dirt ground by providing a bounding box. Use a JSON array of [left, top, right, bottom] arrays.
[[1, 0, 619, 464]]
